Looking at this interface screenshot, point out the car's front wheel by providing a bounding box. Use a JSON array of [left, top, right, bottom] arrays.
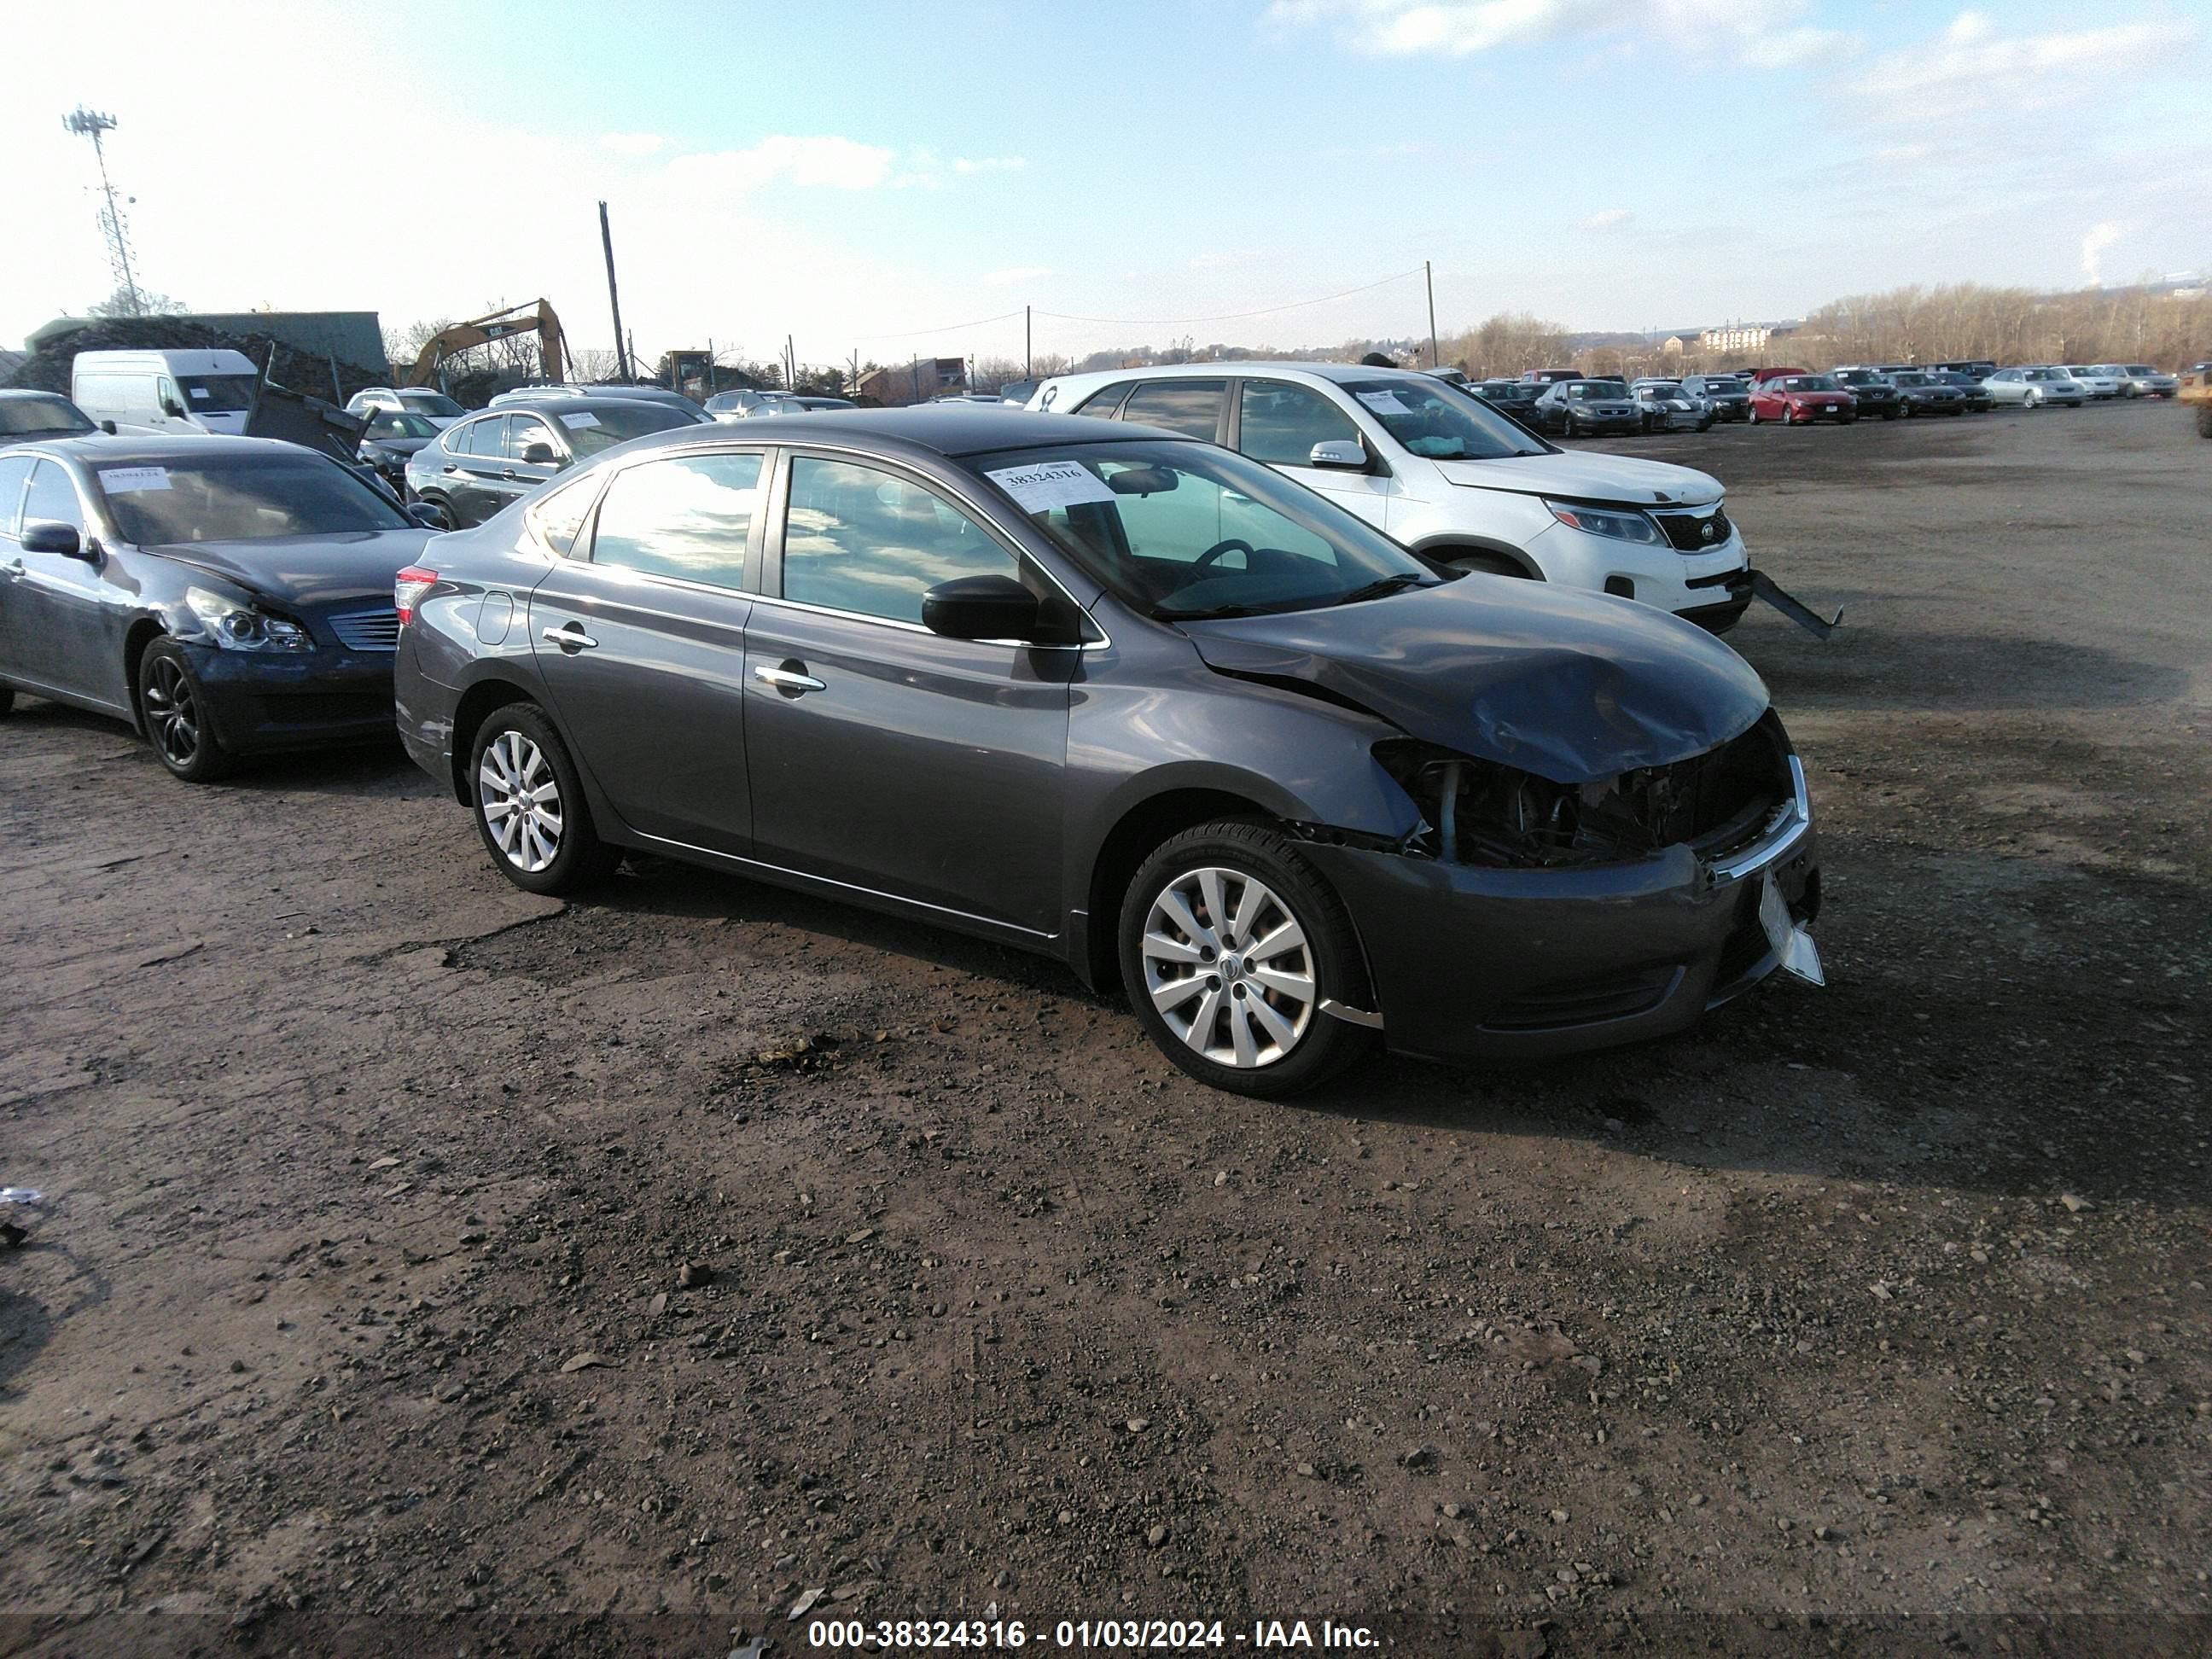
[[419, 493, 462, 532], [1118, 822, 1370, 1097], [469, 704, 621, 895], [137, 637, 233, 783]]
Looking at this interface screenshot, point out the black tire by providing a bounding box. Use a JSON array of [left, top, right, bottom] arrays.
[[468, 702, 620, 895], [1118, 821, 1371, 1098], [1839, 412, 1858, 424], [137, 637, 234, 783], [420, 493, 462, 532], [1447, 550, 1532, 579], [2197, 405, 2212, 439], [1747, 406, 1760, 425], [0, 684, 14, 718]]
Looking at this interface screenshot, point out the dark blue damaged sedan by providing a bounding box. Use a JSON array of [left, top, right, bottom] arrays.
[[391, 406, 1822, 1097]]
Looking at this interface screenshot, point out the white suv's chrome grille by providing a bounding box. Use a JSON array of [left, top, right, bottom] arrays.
[[328, 608, 401, 652]]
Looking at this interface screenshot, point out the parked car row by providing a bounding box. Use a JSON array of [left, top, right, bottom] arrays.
[[0, 399, 1825, 1097]]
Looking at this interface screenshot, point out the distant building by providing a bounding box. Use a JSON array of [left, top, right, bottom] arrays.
[[1697, 322, 1797, 354], [858, 357, 966, 406], [1660, 335, 1688, 355]]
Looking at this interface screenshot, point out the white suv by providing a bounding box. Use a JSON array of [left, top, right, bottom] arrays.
[[1027, 362, 1754, 632]]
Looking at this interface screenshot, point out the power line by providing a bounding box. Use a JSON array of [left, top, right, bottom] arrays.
[[1033, 268, 1426, 329], [848, 308, 1025, 343]]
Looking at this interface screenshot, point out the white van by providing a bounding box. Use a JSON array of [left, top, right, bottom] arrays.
[[71, 349, 261, 436]]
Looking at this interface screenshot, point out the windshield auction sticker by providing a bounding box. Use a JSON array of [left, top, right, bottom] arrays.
[[1354, 390, 1411, 415], [559, 411, 602, 429], [98, 467, 172, 492], [985, 460, 1121, 515]]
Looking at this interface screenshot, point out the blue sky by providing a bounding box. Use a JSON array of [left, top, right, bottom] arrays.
[[6, 1, 2207, 371]]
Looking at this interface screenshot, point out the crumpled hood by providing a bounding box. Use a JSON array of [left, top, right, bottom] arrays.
[[1435, 451, 1723, 508], [149, 528, 435, 610], [1179, 577, 1769, 784]]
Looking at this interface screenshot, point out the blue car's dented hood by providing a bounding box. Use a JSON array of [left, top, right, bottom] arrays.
[[1178, 576, 1771, 785]]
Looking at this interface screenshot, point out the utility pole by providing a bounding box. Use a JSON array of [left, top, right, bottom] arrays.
[[1025, 305, 1033, 378], [65, 107, 141, 316], [786, 334, 796, 393], [1424, 259, 1440, 369], [599, 201, 630, 381]]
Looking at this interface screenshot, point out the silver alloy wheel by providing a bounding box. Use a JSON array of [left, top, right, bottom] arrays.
[[478, 730, 564, 874], [142, 656, 199, 766], [1140, 865, 1316, 1069]]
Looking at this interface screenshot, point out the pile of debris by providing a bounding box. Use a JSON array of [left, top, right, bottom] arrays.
[[3, 317, 389, 404]]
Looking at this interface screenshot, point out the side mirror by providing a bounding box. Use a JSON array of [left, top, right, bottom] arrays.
[[160, 399, 185, 418], [99, 419, 119, 435], [522, 442, 558, 466], [1308, 439, 1368, 470], [21, 521, 90, 560], [921, 573, 1041, 643], [407, 504, 447, 531]]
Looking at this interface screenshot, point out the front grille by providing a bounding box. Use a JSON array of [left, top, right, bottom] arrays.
[[1484, 966, 1682, 1033], [327, 608, 401, 652], [1652, 504, 1732, 553]]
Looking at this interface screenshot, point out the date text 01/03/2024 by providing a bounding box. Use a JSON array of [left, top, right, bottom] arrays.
[[804, 1618, 1380, 1649]]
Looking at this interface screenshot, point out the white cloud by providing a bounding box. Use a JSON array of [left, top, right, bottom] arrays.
[[952, 155, 1026, 175], [1580, 207, 1633, 230], [667, 135, 898, 196], [1272, 0, 1861, 67], [983, 265, 1051, 288], [1850, 10, 2195, 114], [598, 131, 666, 158], [2081, 221, 2123, 286]]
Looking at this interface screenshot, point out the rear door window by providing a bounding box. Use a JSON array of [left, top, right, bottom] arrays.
[[0, 455, 32, 538], [1121, 381, 1226, 440], [589, 452, 764, 591], [1073, 381, 1135, 419], [504, 416, 560, 463]]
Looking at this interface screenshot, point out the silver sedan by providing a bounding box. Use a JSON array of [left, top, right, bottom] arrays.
[[1983, 368, 2086, 409]]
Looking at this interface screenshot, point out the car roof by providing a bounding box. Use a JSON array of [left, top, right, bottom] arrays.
[[474, 396, 704, 419], [613, 405, 1200, 463], [1045, 358, 1455, 391], [20, 434, 314, 467]]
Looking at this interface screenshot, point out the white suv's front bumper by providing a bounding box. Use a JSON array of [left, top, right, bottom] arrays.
[[1524, 515, 1751, 625]]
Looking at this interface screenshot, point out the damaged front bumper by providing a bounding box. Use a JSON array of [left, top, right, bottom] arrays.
[[1302, 758, 1823, 1065], [1679, 568, 1843, 641]]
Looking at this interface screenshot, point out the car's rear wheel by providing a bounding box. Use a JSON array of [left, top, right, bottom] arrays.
[[1118, 822, 1370, 1098], [420, 493, 461, 532], [469, 704, 620, 895], [137, 637, 233, 783]]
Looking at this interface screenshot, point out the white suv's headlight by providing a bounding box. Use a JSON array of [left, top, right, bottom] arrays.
[[1545, 500, 1664, 546], [186, 586, 313, 652]]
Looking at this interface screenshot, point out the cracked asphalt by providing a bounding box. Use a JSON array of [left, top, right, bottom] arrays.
[[1, 398, 2206, 1656]]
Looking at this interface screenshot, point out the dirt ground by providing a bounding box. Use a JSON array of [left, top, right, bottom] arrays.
[[2, 399, 2207, 1657]]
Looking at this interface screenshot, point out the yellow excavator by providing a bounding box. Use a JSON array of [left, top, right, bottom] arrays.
[[403, 300, 568, 390], [2180, 363, 2212, 438]]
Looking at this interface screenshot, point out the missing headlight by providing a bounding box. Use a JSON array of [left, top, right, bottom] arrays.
[[1374, 715, 1793, 869]]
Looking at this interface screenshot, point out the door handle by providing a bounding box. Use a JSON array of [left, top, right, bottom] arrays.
[[752, 663, 825, 695], [502, 469, 519, 480], [1, 559, 22, 580], [541, 623, 599, 651]]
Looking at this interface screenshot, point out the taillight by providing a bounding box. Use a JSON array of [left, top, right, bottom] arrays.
[[395, 567, 438, 626]]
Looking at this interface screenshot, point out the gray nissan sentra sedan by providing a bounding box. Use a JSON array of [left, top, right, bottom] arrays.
[[393, 407, 1822, 1097]]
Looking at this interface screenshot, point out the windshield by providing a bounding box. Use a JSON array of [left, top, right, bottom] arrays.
[[1563, 382, 1622, 400], [177, 374, 258, 413], [554, 403, 703, 456], [96, 453, 410, 543], [0, 396, 96, 438], [399, 391, 463, 417], [1889, 372, 1932, 386], [1779, 376, 1839, 392], [973, 439, 1436, 620], [364, 410, 440, 440], [1338, 378, 1547, 458]]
